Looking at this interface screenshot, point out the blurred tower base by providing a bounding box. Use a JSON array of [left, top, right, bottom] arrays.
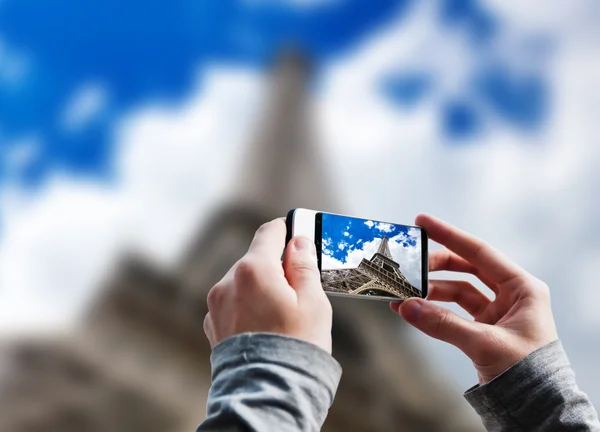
[[0, 51, 483, 432]]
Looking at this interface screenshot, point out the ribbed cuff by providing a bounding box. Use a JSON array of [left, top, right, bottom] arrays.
[[464, 340, 569, 428], [211, 333, 342, 403]]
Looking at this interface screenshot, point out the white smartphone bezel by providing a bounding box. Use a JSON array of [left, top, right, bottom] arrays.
[[288, 208, 427, 302], [291, 208, 318, 241]]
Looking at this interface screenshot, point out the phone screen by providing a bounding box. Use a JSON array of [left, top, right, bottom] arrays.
[[316, 212, 426, 300]]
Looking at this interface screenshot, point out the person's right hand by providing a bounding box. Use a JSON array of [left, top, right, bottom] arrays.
[[204, 219, 333, 354], [391, 214, 559, 384]]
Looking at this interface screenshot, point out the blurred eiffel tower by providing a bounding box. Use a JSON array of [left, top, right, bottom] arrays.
[[0, 51, 483, 432]]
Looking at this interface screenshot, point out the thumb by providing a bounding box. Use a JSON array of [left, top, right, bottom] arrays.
[[284, 236, 322, 297], [399, 298, 481, 356]]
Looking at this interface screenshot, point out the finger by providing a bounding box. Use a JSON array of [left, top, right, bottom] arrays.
[[283, 236, 322, 300], [417, 214, 526, 285], [203, 312, 215, 348], [429, 248, 499, 294], [430, 248, 478, 273], [248, 219, 287, 262], [398, 298, 483, 356], [428, 280, 491, 317]]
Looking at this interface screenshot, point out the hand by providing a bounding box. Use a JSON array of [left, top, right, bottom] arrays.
[[204, 219, 333, 353], [391, 214, 558, 384]]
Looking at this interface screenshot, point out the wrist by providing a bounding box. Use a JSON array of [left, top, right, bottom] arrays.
[[474, 327, 559, 383]]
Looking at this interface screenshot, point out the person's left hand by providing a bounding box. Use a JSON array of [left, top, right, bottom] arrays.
[[204, 218, 333, 353]]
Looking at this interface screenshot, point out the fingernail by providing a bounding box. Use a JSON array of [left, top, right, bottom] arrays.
[[402, 300, 423, 324], [294, 237, 316, 255]]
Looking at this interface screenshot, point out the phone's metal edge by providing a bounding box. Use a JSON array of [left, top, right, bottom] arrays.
[[285, 208, 296, 246], [421, 226, 429, 300], [325, 291, 412, 302]]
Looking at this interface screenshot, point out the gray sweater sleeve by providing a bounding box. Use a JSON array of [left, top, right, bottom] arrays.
[[197, 333, 342, 432], [465, 340, 600, 432]]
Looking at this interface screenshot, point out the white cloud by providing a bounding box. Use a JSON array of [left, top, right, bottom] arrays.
[[337, 240, 349, 250], [0, 179, 125, 333], [486, 0, 600, 37], [0, 66, 265, 334], [61, 83, 109, 132], [374, 222, 394, 233], [364, 220, 374, 228], [388, 230, 422, 289], [316, 0, 600, 400], [343, 231, 350, 236]]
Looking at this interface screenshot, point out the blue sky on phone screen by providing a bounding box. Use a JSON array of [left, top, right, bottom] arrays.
[[321, 213, 422, 290]]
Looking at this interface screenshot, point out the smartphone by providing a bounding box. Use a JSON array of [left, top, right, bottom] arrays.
[[286, 208, 428, 301]]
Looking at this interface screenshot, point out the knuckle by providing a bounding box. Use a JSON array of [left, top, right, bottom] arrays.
[[256, 221, 272, 235], [533, 279, 551, 299], [473, 245, 488, 264], [508, 274, 532, 292], [523, 275, 551, 298], [450, 282, 467, 302], [203, 313, 211, 334], [433, 308, 451, 335], [234, 257, 263, 283], [207, 285, 223, 311], [203, 313, 216, 347], [471, 299, 488, 317], [290, 258, 317, 274], [466, 238, 486, 261], [534, 278, 550, 293]]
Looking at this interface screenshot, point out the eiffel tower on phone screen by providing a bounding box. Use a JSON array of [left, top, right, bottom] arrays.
[[322, 236, 422, 299]]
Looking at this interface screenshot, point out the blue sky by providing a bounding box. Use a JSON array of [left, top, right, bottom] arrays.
[[0, 0, 549, 192], [321, 213, 422, 289], [0, 0, 409, 188]]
